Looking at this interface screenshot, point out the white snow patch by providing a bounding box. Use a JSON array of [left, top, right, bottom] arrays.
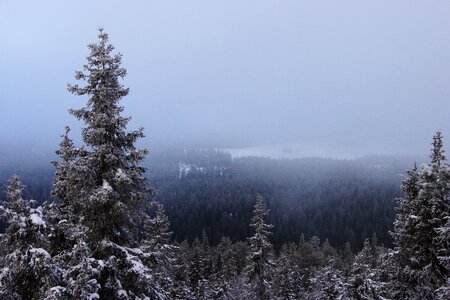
[[178, 162, 207, 178], [421, 164, 433, 176], [115, 168, 131, 183], [102, 179, 113, 192], [29, 247, 50, 258], [30, 213, 46, 227], [87, 293, 100, 300], [179, 162, 192, 178], [48, 286, 66, 296], [97, 259, 105, 268]]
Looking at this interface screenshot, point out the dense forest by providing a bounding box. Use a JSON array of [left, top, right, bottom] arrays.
[[0, 150, 412, 251], [151, 150, 412, 250], [0, 30, 448, 299]]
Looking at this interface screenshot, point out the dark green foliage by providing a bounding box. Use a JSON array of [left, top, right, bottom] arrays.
[[1, 152, 407, 251], [150, 151, 407, 250], [389, 131, 450, 299], [0, 176, 61, 299]]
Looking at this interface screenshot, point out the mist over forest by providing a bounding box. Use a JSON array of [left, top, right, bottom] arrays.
[[2, 1, 450, 157], [0, 149, 421, 250], [1, 1, 450, 299]]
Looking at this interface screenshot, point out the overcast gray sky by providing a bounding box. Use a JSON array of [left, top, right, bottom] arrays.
[[1, 0, 450, 159]]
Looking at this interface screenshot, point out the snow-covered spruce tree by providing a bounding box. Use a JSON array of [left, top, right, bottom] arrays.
[[212, 237, 238, 298], [388, 131, 450, 299], [188, 237, 215, 299], [273, 244, 304, 300], [428, 132, 450, 299], [141, 202, 177, 296], [222, 277, 248, 300], [346, 238, 381, 299], [51, 126, 87, 216], [244, 194, 275, 300], [307, 265, 345, 300], [387, 162, 421, 298], [171, 240, 192, 299], [321, 238, 338, 266], [435, 215, 450, 299], [297, 235, 326, 289], [50, 127, 91, 253], [48, 127, 106, 299], [67, 28, 151, 246], [340, 242, 355, 276], [0, 176, 61, 299], [416, 132, 450, 298], [52, 29, 167, 299], [221, 241, 249, 299]]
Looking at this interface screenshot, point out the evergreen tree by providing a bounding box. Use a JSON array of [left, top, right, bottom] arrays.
[[52, 28, 165, 299], [340, 242, 354, 276], [388, 163, 421, 298], [142, 202, 174, 264], [51, 126, 88, 218], [171, 240, 192, 299], [431, 131, 446, 165], [244, 194, 275, 300], [142, 202, 176, 297], [273, 244, 304, 299], [188, 237, 213, 298], [307, 265, 345, 300], [321, 238, 338, 266], [66, 28, 151, 245], [427, 132, 450, 298], [0, 176, 61, 299], [217, 237, 238, 281], [49, 127, 93, 273], [346, 238, 380, 299], [223, 277, 247, 300], [213, 237, 238, 298], [390, 132, 450, 299], [435, 215, 450, 299], [297, 235, 325, 289]]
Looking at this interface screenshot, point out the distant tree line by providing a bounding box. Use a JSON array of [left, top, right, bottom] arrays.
[[150, 150, 408, 250], [0, 150, 409, 251]]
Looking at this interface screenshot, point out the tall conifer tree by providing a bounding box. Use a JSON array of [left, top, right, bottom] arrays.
[[244, 194, 275, 300], [390, 131, 450, 299], [52, 29, 166, 299], [66, 28, 151, 245]]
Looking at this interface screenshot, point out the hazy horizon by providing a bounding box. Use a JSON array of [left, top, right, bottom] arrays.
[[1, 1, 450, 160]]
